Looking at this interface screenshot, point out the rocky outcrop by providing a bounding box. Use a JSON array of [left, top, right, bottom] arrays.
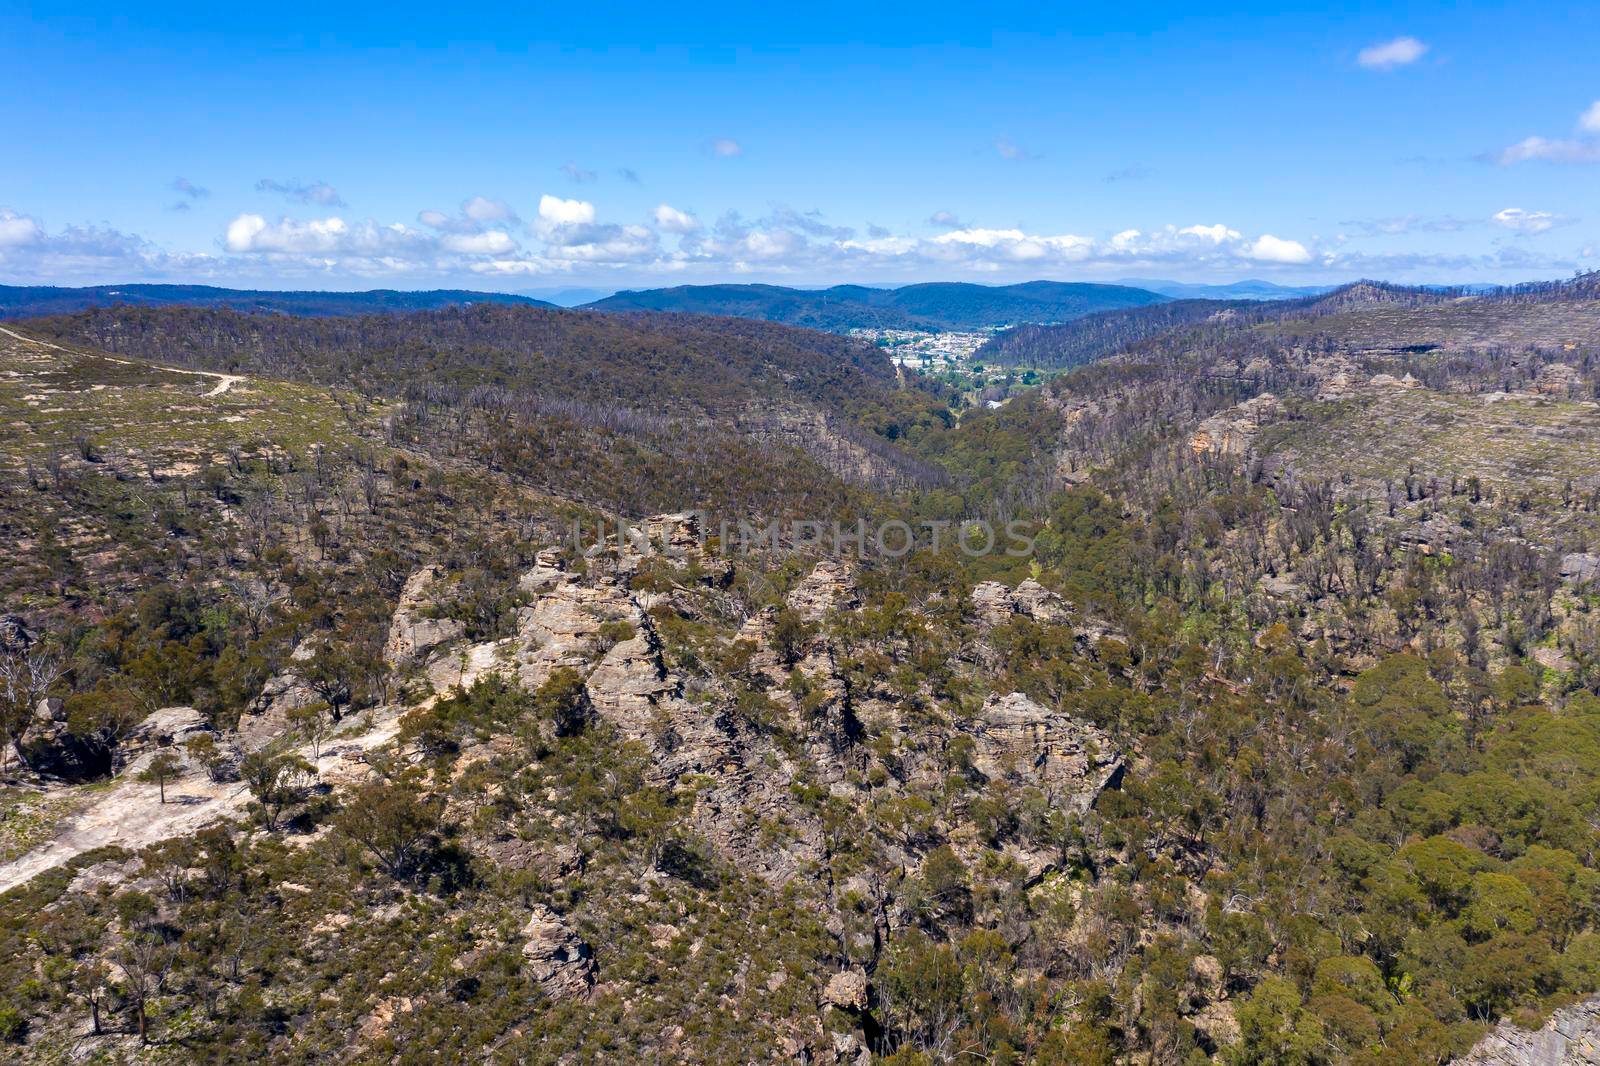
[[822, 968, 869, 1012], [1456, 995, 1600, 1064], [1189, 394, 1280, 457], [965, 692, 1123, 814], [971, 579, 1069, 628], [1370, 371, 1422, 389], [513, 577, 673, 732], [786, 559, 858, 622], [384, 565, 466, 667], [123, 706, 210, 753], [1562, 553, 1600, 585], [119, 706, 213, 774], [521, 905, 595, 1000]]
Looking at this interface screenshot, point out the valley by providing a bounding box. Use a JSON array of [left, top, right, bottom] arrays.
[[1, 276, 1599, 1064]]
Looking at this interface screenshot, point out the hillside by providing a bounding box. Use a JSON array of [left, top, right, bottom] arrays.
[[582, 280, 1169, 331], [977, 298, 1262, 368], [0, 284, 553, 320], [3, 282, 1600, 1064], [18, 304, 954, 507]]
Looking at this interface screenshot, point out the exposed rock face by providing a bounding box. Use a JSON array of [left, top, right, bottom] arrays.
[[521, 905, 595, 1000], [242, 639, 319, 749], [119, 706, 213, 774], [966, 692, 1123, 814], [1456, 995, 1600, 1065], [513, 577, 673, 733], [822, 968, 869, 1012], [1190, 393, 1280, 456], [123, 706, 210, 752], [971, 579, 1069, 628], [786, 559, 859, 622], [384, 565, 467, 667], [1562, 553, 1600, 585]]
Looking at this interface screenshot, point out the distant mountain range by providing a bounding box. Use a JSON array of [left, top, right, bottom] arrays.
[[580, 281, 1169, 331], [1117, 278, 1336, 301], [0, 278, 1359, 330], [0, 284, 553, 319]]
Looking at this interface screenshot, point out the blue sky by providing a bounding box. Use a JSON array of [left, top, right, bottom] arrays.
[[3, 1, 1598, 292]]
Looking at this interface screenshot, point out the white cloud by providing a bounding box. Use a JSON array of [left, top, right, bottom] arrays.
[[1492, 208, 1562, 234], [1246, 234, 1313, 263], [1357, 36, 1427, 70], [224, 214, 268, 252], [463, 196, 515, 222], [653, 204, 701, 234], [0, 209, 44, 248], [709, 138, 743, 158], [1179, 223, 1241, 244], [442, 231, 516, 254], [1581, 101, 1600, 134], [538, 195, 596, 226], [547, 223, 659, 262], [1494, 135, 1600, 165], [224, 214, 443, 259], [12, 196, 1349, 287]]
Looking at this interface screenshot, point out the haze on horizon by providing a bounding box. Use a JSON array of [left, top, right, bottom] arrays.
[[3, 1, 1599, 293]]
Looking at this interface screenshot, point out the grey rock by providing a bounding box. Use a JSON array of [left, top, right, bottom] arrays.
[[521, 905, 594, 1000], [966, 692, 1123, 814], [1561, 554, 1600, 585], [384, 565, 467, 666], [1456, 996, 1600, 1065]]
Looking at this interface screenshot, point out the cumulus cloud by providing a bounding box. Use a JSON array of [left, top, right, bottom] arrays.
[[256, 179, 346, 207], [653, 204, 700, 234], [708, 138, 743, 158], [418, 196, 520, 235], [537, 195, 597, 227], [1357, 36, 1427, 70], [463, 196, 515, 222], [1492, 208, 1566, 234], [928, 211, 967, 229], [1493, 101, 1600, 164], [0, 209, 212, 282], [1179, 224, 1241, 244], [223, 214, 442, 259], [441, 231, 516, 255], [1246, 234, 1313, 263], [0, 209, 45, 248]]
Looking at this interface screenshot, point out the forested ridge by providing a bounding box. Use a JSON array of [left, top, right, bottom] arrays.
[[2, 283, 1600, 1063], [583, 280, 1170, 332]]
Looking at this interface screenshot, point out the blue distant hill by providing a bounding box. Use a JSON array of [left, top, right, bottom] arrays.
[[582, 280, 1169, 331], [0, 283, 553, 319]]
